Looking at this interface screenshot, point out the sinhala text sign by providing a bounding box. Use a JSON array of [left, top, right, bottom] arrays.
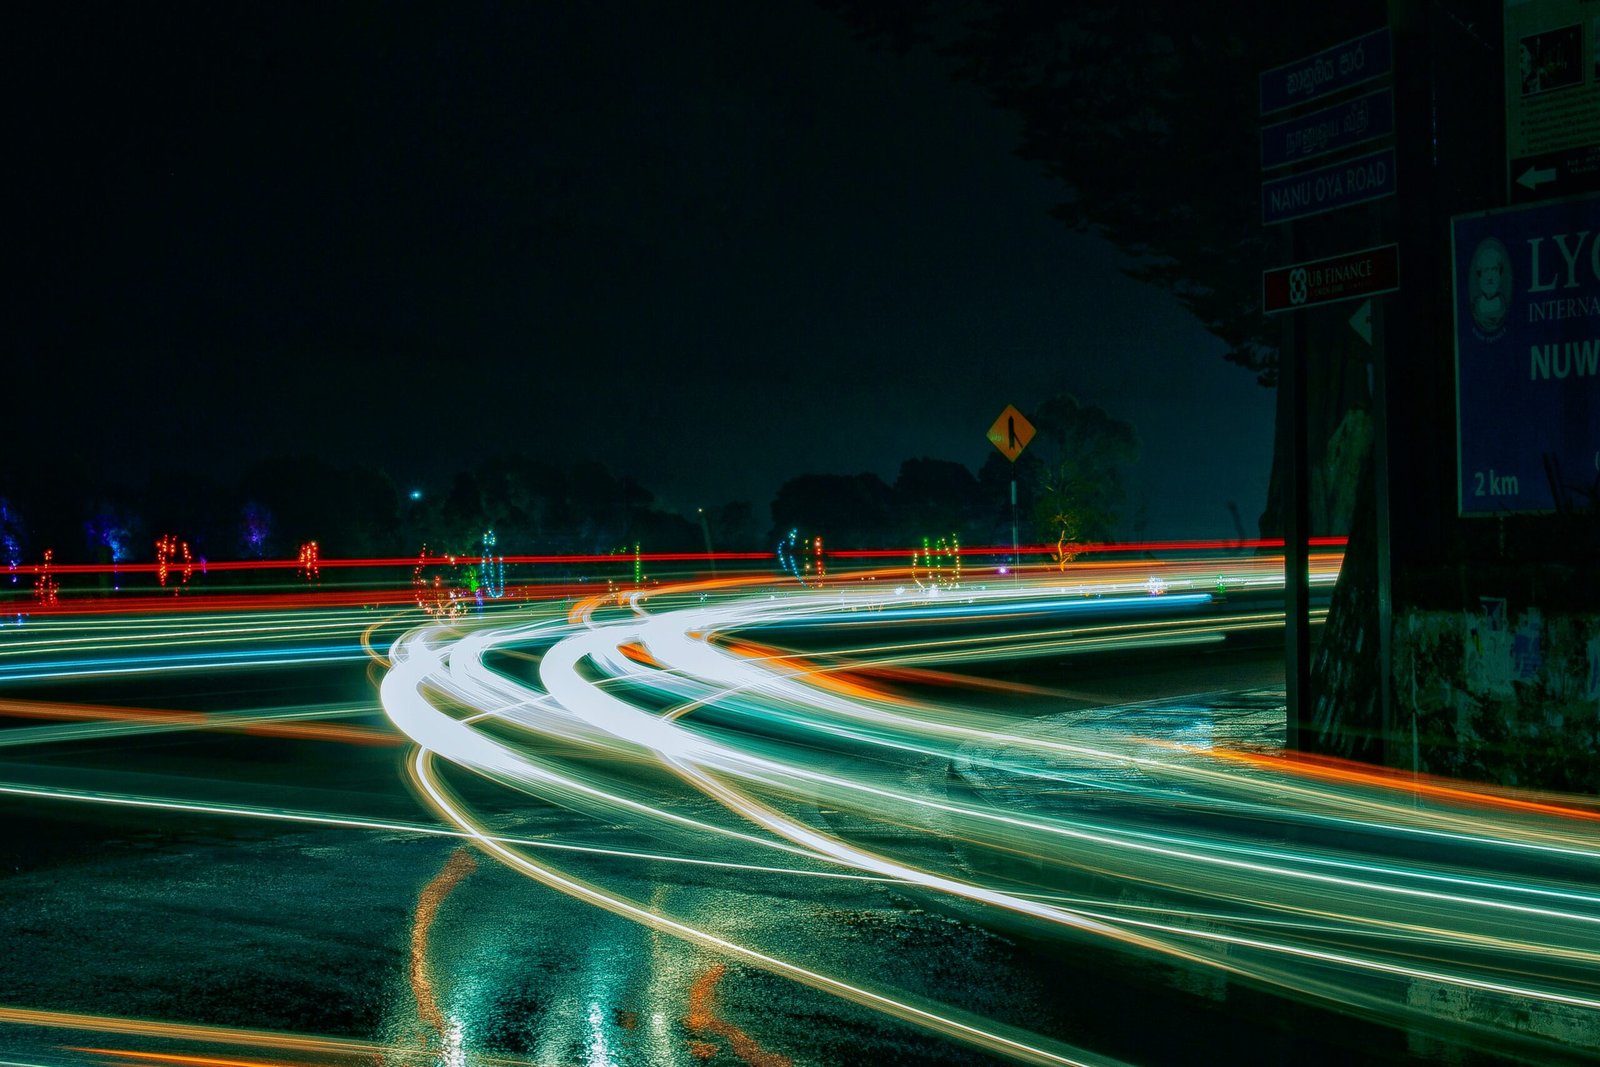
[[1454, 193, 1600, 515]]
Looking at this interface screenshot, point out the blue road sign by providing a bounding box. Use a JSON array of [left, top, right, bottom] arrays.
[[1259, 28, 1391, 116], [1261, 88, 1393, 171], [1454, 194, 1600, 515], [1263, 147, 1396, 225]]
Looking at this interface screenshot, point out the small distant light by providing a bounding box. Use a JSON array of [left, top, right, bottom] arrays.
[[409, 489, 424, 501], [997, 566, 1009, 575]]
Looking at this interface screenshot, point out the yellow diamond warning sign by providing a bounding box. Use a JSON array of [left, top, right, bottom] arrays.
[[986, 404, 1035, 462]]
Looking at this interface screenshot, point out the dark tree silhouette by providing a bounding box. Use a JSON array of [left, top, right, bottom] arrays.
[[892, 457, 983, 543], [238, 458, 399, 558], [769, 472, 896, 550], [474, 453, 570, 546], [707, 501, 760, 554], [819, 0, 1360, 386]]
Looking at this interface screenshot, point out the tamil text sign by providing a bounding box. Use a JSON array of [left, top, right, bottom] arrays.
[[1260, 88, 1393, 170]]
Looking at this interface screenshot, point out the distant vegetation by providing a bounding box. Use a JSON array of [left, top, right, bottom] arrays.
[[0, 393, 1135, 567]]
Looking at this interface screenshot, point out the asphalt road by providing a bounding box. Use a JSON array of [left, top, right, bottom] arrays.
[[0, 565, 1595, 1066]]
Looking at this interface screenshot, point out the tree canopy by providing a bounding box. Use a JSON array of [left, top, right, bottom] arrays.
[[1026, 393, 1139, 549], [820, 0, 1376, 387]]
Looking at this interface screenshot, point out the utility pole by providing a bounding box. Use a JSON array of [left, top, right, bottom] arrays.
[[696, 507, 717, 577], [1010, 478, 1019, 576]]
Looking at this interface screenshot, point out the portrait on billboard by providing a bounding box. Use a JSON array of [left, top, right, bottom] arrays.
[[1467, 238, 1512, 337]]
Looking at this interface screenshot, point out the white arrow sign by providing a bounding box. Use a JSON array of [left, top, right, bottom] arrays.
[[1348, 299, 1373, 346], [1517, 165, 1557, 191]]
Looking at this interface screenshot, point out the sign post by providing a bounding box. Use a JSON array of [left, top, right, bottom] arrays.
[[987, 404, 1036, 572], [1259, 26, 1394, 753]]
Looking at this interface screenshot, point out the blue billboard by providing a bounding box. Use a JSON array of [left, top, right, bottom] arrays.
[[1454, 194, 1600, 515]]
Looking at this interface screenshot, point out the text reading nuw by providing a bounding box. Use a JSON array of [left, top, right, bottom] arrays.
[[1530, 339, 1600, 380]]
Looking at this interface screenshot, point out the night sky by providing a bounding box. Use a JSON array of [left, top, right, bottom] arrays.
[[10, 3, 1272, 539]]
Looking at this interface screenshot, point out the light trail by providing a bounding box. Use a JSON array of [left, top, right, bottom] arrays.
[[408, 849, 479, 1043], [0, 782, 898, 884], [0, 698, 399, 748], [15, 546, 1591, 1062], [0, 1007, 538, 1065], [1, 539, 1342, 624], [65, 1050, 329, 1067], [0, 605, 420, 681], [408, 748, 1124, 1067], [373, 561, 1600, 1062], [3, 540, 1346, 578]]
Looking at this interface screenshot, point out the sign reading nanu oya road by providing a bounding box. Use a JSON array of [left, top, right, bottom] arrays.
[[1262, 147, 1396, 225], [1263, 243, 1400, 314], [1259, 27, 1392, 115], [1453, 193, 1600, 515]]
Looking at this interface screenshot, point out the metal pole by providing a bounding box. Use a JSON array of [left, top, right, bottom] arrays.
[[1010, 478, 1019, 577], [697, 508, 718, 577], [1372, 298, 1396, 771], [1283, 302, 1311, 751]]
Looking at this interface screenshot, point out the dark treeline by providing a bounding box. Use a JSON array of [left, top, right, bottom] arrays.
[[2, 454, 733, 569], [1, 396, 1136, 569], [0, 453, 1008, 567]]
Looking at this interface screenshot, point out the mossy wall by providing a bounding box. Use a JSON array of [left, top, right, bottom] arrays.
[[1391, 605, 1600, 792]]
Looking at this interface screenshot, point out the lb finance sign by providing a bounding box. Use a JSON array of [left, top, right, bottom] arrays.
[[1263, 244, 1399, 314], [1453, 193, 1600, 515]]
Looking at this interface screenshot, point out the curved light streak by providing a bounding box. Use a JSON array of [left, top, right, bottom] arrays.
[[378, 565, 1600, 1062]]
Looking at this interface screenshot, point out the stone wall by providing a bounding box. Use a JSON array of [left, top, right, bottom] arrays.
[[1391, 604, 1600, 792]]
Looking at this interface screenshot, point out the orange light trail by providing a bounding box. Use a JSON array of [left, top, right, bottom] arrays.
[[65, 1048, 328, 1067], [0, 1008, 387, 1058], [407, 848, 478, 1042], [1206, 745, 1600, 823], [0, 698, 400, 747], [0, 1007, 540, 1065], [683, 964, 794, 1067]]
